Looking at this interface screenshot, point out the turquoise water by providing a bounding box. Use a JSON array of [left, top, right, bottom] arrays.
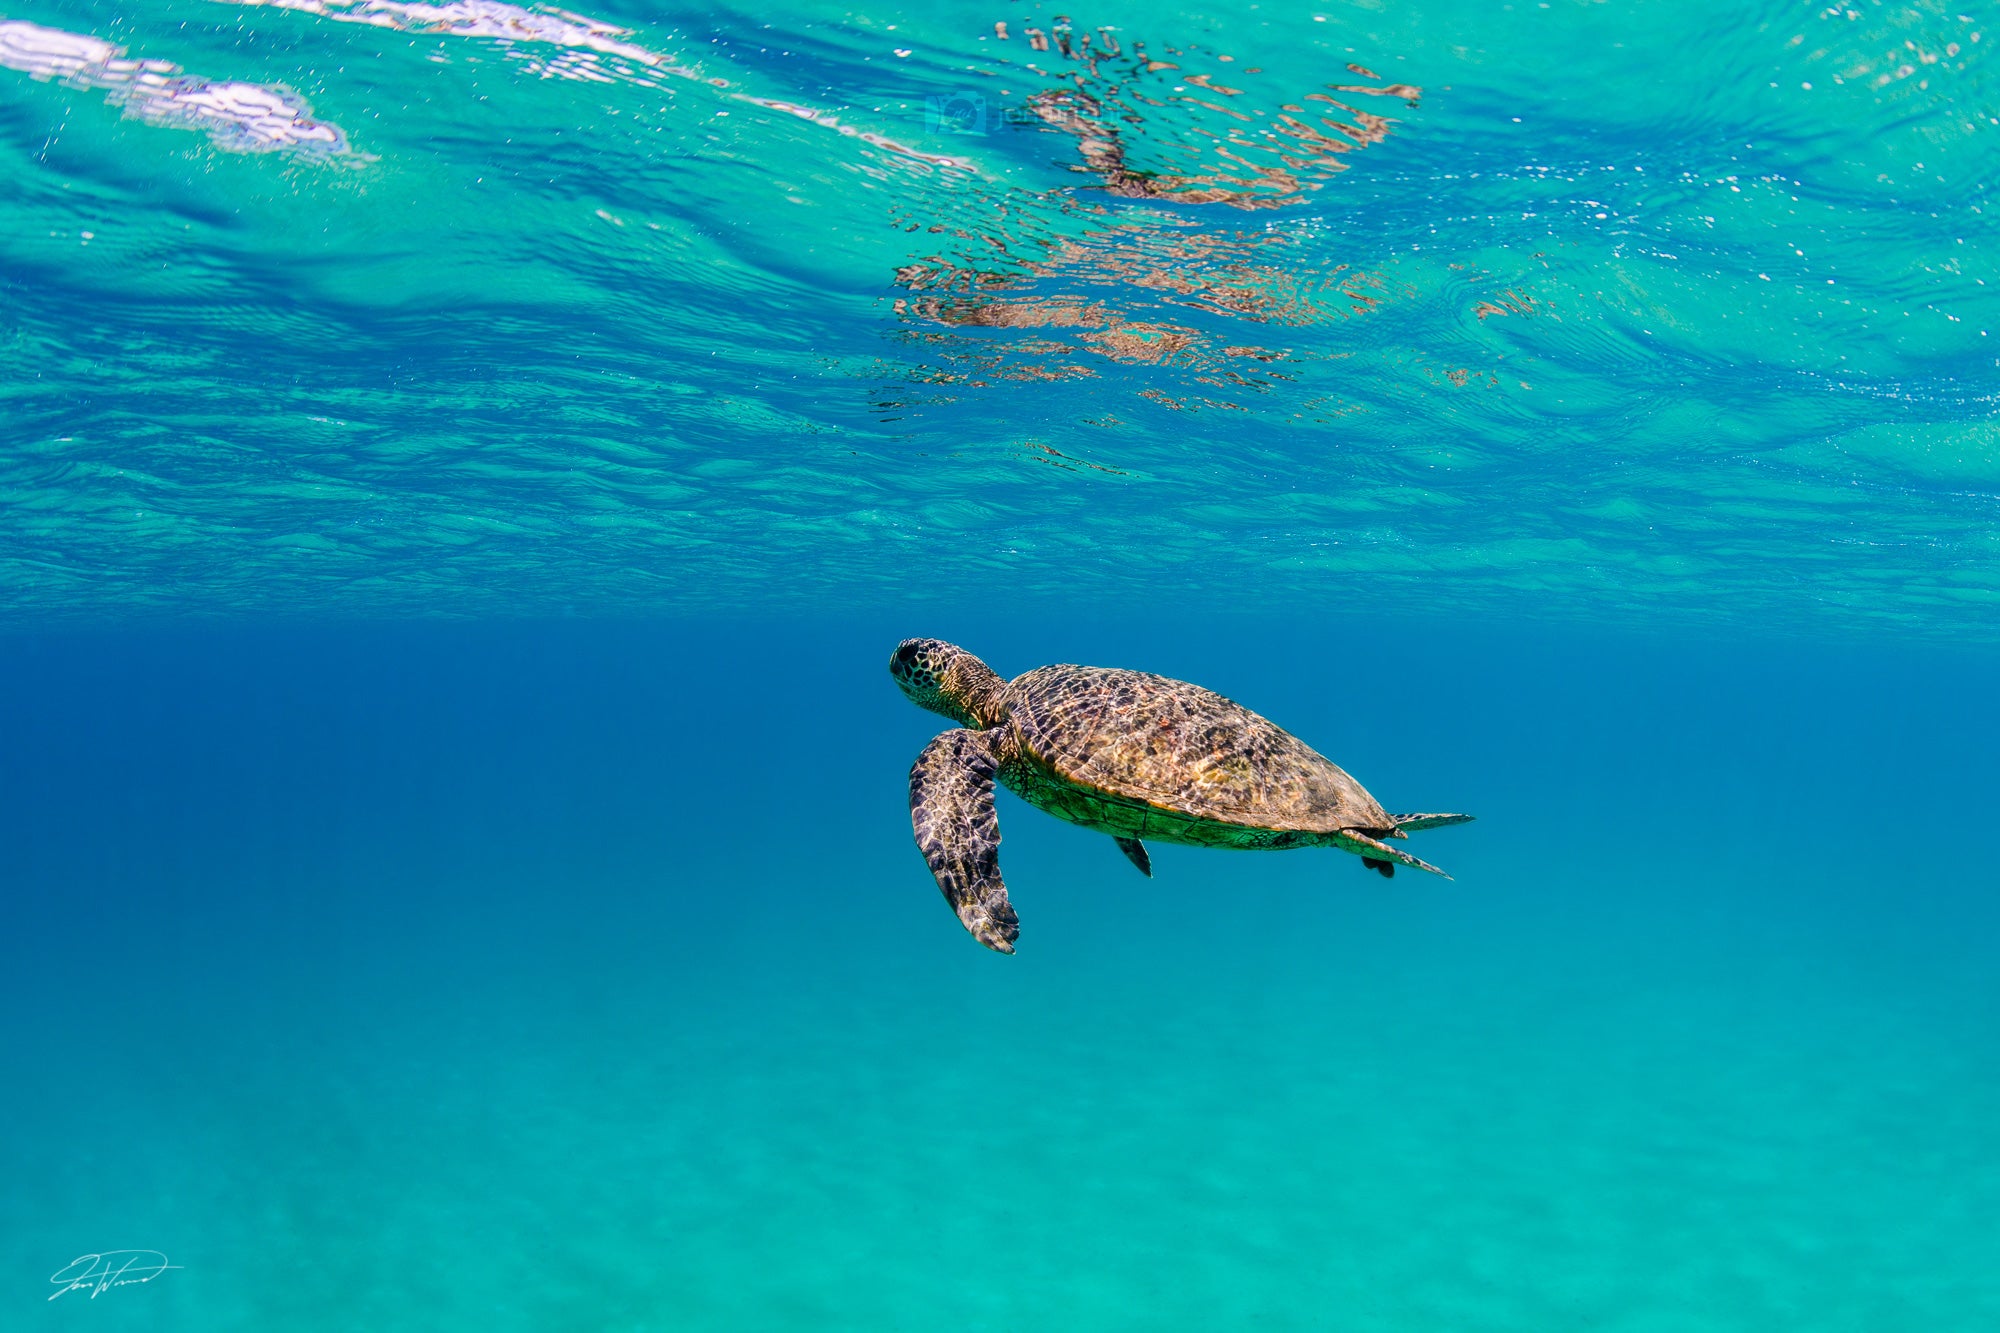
[[4, 0, 1998, 1328]]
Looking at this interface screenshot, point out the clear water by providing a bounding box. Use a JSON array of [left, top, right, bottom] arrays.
[[3, 1, 1997, 1328]]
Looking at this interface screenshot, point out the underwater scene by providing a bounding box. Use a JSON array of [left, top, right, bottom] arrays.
[[4, 0, 1998, 1328]]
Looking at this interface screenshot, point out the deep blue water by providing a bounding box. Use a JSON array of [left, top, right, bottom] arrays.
[[5, 619, 1997, 1328]]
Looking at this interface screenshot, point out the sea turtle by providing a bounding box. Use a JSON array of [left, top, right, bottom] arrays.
[[893, 638, 1474, 953]]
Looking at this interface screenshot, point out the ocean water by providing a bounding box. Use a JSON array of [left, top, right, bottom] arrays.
[[3, 0, 1998, 1329]]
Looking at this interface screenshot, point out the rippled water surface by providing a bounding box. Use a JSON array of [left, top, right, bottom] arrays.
[[3, 0, 1995, 632]]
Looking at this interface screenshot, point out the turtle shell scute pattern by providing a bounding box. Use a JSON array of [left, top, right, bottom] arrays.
[[1001, 665, 1391, 833]]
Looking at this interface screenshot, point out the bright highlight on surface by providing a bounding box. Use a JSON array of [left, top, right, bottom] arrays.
[[0, 18, 347, 153]]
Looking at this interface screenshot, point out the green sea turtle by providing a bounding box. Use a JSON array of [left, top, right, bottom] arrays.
[[893, 638, 1474, 953]]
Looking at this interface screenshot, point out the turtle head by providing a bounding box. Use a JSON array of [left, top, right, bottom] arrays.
[[890, 638, 1005, 729]]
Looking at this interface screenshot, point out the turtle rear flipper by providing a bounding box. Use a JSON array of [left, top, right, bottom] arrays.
[[908, 728, 1019, 954], [1340, 829, 1452, 880], [1390, 812, 1475, 833]]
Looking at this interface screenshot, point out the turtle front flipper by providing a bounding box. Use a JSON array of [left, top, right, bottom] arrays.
[[909, 728, 1019, 954], [1114, 836, 1153, 878]]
